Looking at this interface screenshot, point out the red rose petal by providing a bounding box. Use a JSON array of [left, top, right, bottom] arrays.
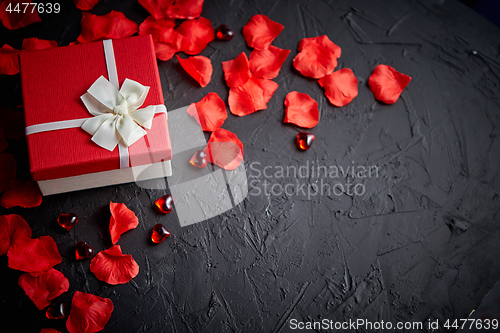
[[18, 268, 69, 310], [283, 92, 319, 128], [139, 0, 174, 20], [66, 291, 113, 333], [22, 38, 58, 51], [318, 68, 358, 107], [222, 52, 251, 88], [0, 153, 16, 193], [293, 35, 341, 79], [368, 64, 412, 104], [0, 0, 41, 30], [8, 235, 62, 275], [242, 14, 284, 50], [139, 15, 176, 42], [1, 179, 42, 209], [249, 45, 290, 79], [154, 42, 178, 61], [109, 202, 139, 245], [0, 107, 24, 139], [0, 214, 31, 256], [203, 128, 243, 170], [166, 0, 203, 19], [0, 44, 20, 76], [0, 128, 7, 152], [73, 0, 100, 11], [89, 245, 139, 285], [176, 55, 212, 87], [176, 17, 214, 55], [186, 92, 227, 131], [77, 11, 138, 44], [228, 75, 278, 116]]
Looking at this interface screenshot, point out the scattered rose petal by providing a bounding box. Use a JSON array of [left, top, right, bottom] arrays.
[[0, 214, 31, 256], [0, 44, 20, 75], [0, 128, 7, 152], [176, 17, 214, 55], [89, 245, 139, 285], [0, 107, 24, 139], [8, 235, 62, 275], [1, 179, 42, 209], [77, 11, 138, 44], [283, 92, 319, 128], [109, 202, 139, 245], [186, 92, 227, 131], [73, 0, 100, 11], [0, 0, 41, 30], [228, 75, 278, 116], [176, 55, 212, 87], [249, 45, 290, 79], [22, 38, 58, 51], [139, 0, 174, 20], [154, 42, 179, 61], [242, 14, 284, 50], [318, 68, 358, 107], [203, 128, 243, 170], [66, 291, 113, 333], [166, 0, 203, 19], [18, 268, 69, 310], [222, 52, 251, 88], [368, 64, 411, 104], [0, 153, 16, 193], [293, 35, 341, 79], [139, 15, 178, 43]]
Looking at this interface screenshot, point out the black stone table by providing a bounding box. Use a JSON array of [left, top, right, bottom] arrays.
[[1, 0, 499, 332]]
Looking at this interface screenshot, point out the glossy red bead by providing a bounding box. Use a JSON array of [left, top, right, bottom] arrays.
[[296, 132, 315, 150], [155, 194, 173, 214], [57, 213, 78, 231], [216, 24, 234, 40], [45, 301, 67, 319], [189, 149, 207, 168], [75, 241, 93, 260], [151, 224, 171, 243]]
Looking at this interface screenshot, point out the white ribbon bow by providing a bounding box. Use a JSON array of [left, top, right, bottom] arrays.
[[80, 76, 156, 151]]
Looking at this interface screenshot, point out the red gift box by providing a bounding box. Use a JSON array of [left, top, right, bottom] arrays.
[[19, 35, 172, 195]]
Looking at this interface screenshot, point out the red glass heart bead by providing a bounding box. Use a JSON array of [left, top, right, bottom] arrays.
[[46, 301, 67, 319], [155, 194, 173, 214], [75, 241, 93, 260], [189, 149, 207, 168], [57, 213, 78, 231], [296, 132, 315, 150], [216, 24, 234, 40], [151, 224, 171, 243]]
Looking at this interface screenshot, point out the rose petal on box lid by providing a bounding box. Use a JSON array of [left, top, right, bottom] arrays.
[[222, 52, 251, 88], [368, 64, 411, 104], [0, 0, 41, 30], [109, 202, 139, 245], [66, 291, 113, 333], [77, 11, 138, 44], [0, 214, 31, 256], [249, 45, 290, 79], [318, 68, 358, 107], [283, 91, 319, 128], [176, 55, 212, 87], [0, 107, 24, 140], [242, 14, 284, 50], [187, 92, 227, 132], [203, 128, 243, 170], [0, 153, 16, 194], [8, 235, 62, 276], [89, 245, 139, 285], [1, 179, 42, 209], [154, 42, 179, 61], [293, 37, 341, 79], [18, 268, 69, 310], [73, 0, 100, 11], [166, 0, 204, 19], [176, 17, 214, 55], [22, 38, 58, 51], [228, 75, 278, 116], [0, 44, 20, 76], [139, 0, 174, 20]]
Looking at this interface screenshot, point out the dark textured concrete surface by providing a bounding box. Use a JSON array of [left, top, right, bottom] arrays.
[[1, 0, 500, 332]]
